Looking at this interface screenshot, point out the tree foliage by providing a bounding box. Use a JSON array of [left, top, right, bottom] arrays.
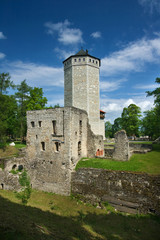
[[121, 104, 141, 136], [27, 87, 47, 110], [112, 117, 122, 135], [0, 73, 48, 147], [105, 121, 113, 138], [143, 77, 160, 139], [0, 72, 15, 94]]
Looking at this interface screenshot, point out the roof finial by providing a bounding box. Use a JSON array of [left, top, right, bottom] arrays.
[[86, 49, 88, 54]]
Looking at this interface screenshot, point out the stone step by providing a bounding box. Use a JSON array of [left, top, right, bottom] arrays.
[[102, 195, 139, 213]]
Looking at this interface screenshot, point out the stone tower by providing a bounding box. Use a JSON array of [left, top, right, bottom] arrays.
[[63, 49, 104, 137]]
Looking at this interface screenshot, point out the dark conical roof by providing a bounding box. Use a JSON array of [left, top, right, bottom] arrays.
[[75, 49, 89, 56]]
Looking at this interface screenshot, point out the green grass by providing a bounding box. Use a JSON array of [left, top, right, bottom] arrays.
[[76, 144, 160, 175], [0, 189, 160, 240], [0, 142, 26, 159]]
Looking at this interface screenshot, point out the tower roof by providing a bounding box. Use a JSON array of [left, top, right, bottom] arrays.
[[63, 49, 101, 65]]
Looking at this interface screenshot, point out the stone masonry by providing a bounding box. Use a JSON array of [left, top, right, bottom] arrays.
[[113, 130, 130, 161], [63, 49, 105, 139], [26, 107, 103, 195]]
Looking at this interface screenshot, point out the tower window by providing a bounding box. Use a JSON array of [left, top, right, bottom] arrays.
[[89, 59, 91, 62], [79, 58, 81, 62], [52, 120, 57, 135], [79, 120, 82, 135], [92, 60, 94, 63], [78, 141, 81, 156], [38, 121, 42, 127], [41, 142, 45, 151], [55, 142, 61, 152], [96, 61, 98, 64], [74, 59, 77, 62], [31, 121, 35, 127], [83, 58, 85, 61]]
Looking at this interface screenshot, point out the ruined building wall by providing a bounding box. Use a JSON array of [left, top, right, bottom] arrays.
[[26, 107, 103, 195]]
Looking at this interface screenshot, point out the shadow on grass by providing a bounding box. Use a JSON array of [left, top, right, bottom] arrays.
[[0, 195, 160, 240]]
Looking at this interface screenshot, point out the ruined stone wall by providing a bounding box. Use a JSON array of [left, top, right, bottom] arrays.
[[72, 168, 160, 214], [113, 130, 130, 161], [26, 107, 90, 195]]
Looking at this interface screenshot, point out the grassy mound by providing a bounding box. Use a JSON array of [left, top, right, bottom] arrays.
[[0, 189, 160, 240], [0, 142, 26, 158], [76, 144, 160, 175]]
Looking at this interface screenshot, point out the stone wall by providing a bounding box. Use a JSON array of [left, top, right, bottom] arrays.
[[113, 130, 130, 161], [72, 168, 160, 214], [26, 107, 104, 195]]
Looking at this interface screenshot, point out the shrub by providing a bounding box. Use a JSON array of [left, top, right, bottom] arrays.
[[16, 169, 32, 205]]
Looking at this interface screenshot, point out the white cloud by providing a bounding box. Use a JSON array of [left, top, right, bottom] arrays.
[[100, 78, 127, 92], [138, 0, 160, 14], [0, 52, 6, 59], [0, 32, 6, 39], [54, 48, 75, 59], [100, 95, 154, 123], [45, 19, 83, 45], [134, 83, 159, 89], [101, 36, 160, 76], [0, 60, 64, 87], [91, 31, 101, 39]]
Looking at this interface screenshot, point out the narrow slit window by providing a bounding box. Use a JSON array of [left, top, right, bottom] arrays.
[[31, 121, 35, 127], [78, 141, 81, 156], [83, 58, 85, 61], [41, 142, 45, 151], [79, 58, 81, 62], [79, 120, 82, 135], [38, 121, 42, 127], [52, 120, 56, 135], [55, 142, 60, 152]]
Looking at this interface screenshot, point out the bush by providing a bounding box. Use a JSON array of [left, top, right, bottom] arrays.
[[16, 169, 32, 205]]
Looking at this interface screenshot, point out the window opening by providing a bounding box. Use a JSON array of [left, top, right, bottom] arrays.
[[55, 142, 61, 152], [52, 120, 57, 135], [12, 164, 17, 169], [79, 120, 82, 135], [18, 165, 23, 171], [41, 142, 45, 151], [79, 58, 81, 62], [1, 183, 4, 190], [78, 141, 81, 156], [38, 121, 42, 127], [89, 59, 91, 62], [83, 58, 85, 61], [74, 59, 77, 62], [31, 121, 35, 127]]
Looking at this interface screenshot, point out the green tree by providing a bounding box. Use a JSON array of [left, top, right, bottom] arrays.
[[112, 117, 122, 135], [146, 78, 160, 139], [15, 80, 32, 141], [0, 94, 18, 148], [105, 121, 113, 138], [27, 87, 47, 110], [121, 104, 141, 137], [146, 77, 160, 106], [0, 72, 15, 94], [141, 109, 157, 140]]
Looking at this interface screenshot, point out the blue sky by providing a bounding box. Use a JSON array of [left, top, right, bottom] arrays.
[[0, 0, 160, 123]]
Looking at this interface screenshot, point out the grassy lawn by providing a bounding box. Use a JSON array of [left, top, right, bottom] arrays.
[[0, 189, 160, 240], [0, 142, 26, 158], [76, 144, 160, 175]]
